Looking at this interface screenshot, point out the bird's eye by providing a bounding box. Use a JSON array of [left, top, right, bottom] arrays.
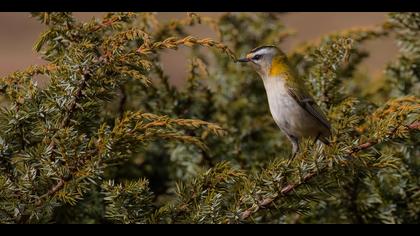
[[252, 54, 262, 61]]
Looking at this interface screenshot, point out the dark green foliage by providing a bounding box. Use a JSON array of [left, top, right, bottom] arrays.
[[0, 12, 419, 224], [386, 13, 420, 97]]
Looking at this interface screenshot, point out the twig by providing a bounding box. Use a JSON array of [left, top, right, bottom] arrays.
[[45, 69, 90, 162], [137, 36, 237, 62], [408, 120, 420, 130], [118, 85, 127, 118], [239, 171, 318, 220], [38, 178, 65, 201], [349, 140, 378, 155], [59, 69, 91, 128], [35, 178, 66, 207], [35, 69, 92, 208]]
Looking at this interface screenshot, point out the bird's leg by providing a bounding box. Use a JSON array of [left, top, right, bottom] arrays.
[[286, 135, 299, 169], [286, 151, 296, 169], [313, 133, 321, 147]]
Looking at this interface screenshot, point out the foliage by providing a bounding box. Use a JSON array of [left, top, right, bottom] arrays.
[[0, 12, 419, 224]]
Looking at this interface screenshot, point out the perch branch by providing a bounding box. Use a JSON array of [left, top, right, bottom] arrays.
[[239, 120, 419, 220]]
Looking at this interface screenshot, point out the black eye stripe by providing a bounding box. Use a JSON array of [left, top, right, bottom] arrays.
[[253, 55, 262, 60]]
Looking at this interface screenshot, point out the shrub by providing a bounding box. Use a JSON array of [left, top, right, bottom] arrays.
[[0, 12, 418, 224]]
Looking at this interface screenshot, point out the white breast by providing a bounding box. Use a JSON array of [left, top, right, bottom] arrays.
[[261, 76, 319, 138], [262, 76, 294, 125]]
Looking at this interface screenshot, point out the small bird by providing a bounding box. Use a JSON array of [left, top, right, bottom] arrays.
[[237, 45, 331, 161]]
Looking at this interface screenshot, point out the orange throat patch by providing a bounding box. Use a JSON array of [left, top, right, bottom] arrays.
[[269, 56, 289, 77]]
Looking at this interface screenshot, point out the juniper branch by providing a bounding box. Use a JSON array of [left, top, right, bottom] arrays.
[[35, 69, 92, 207], [239, 121, 419, 220], [137, 36, 237, 61]]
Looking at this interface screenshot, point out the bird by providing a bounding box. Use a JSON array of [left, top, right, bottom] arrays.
[[237, 45, 331, 162]]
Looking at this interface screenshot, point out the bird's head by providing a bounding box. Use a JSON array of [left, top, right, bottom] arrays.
[[237, 45, 289, 78]]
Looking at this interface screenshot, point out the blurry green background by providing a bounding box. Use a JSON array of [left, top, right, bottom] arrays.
[[0, 12, 397, 84]]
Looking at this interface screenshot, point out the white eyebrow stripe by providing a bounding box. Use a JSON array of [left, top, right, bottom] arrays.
[[251, 48, 271, 56]]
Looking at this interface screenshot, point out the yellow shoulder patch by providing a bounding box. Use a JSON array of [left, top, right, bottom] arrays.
[[269, 56, 289, 77]]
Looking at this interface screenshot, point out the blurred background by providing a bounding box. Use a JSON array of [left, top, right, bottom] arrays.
[[0, 12, 397, 84]]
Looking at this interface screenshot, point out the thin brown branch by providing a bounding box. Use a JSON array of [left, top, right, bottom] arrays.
[[118, 85, 127, 118], [408, 120, 420, 130], [59, 70, 90, 128], [35, 177, 67, 207], [239, 171, 318, 220], [349, 119, 420, 155], [91, 14, 134, 32], [349, 140, 378, 155], [46, 70, 90, 161], [40, 178, 65, 199], [35, 69, 92, 208]]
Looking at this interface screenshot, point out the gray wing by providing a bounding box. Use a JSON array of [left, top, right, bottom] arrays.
[[287, 87, 331, 130]]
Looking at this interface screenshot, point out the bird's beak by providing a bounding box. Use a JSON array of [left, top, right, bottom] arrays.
[[237, 57, 250, 63]]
